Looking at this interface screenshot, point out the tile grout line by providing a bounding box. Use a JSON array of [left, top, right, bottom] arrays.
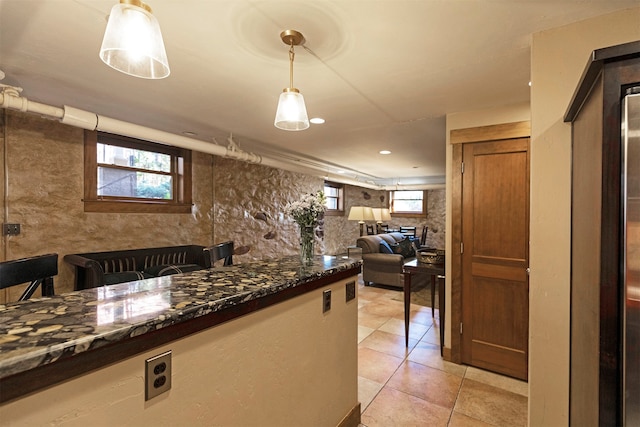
[[359, 322, 431, 414], [358, 279, 529, 426], [447, 374, 467, 426]]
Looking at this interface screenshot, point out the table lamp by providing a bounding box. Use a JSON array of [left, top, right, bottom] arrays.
[[348, 206, 375, 236], [372, 208, 392, 233]]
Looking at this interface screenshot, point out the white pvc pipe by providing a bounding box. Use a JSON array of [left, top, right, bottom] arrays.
[[61, 106, 97, 130], [96, 115, 230, 158], [0, 89, 387, 189], [0, 90, 64, 118], [380, 183, 445, 191]]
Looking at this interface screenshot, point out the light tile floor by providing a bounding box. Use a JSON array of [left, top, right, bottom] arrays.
[[357, 278, 528, 427]]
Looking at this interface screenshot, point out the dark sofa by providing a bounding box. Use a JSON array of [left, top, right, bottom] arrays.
[[356, 232, 418, 288], [64, 245, 210, 290]]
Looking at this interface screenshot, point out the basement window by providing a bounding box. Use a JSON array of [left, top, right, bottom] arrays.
[[83, 131, 193, 213], [389, 190, 426, 217], [324, 181, 344, 216]]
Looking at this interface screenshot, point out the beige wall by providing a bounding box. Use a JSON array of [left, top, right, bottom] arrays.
[[529, 8, 640, 426], [443, 9, 640, 425], [0, 277, 359, 426]]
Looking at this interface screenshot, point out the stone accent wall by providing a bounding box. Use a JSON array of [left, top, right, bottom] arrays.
[[1, 110, 214, 300], [340, 187, 446, 249], [211, 156, 324, 262], [425, 189, 445, 249], [1, 110, 446, 302], [0, 112, 5, 265]]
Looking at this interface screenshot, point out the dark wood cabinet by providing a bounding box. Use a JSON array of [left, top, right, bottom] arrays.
[[565, 40, 640, 427]]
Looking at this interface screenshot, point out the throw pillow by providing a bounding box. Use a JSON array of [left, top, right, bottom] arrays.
[[391, 243, 402, 256], [394, 237, 415, 258], [379, 240, 394, 254]]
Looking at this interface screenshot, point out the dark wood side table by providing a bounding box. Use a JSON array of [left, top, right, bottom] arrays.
[[403, 259, 445, 355]]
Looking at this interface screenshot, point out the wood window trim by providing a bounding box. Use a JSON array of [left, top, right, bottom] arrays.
[[83, 131, 193, 214], [388, 190, 427, 218], [323, 181, 345, 217]]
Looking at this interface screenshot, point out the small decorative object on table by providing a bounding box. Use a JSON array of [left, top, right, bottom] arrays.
[[284, 191, 327, 265], [417, 249, 445, 264]]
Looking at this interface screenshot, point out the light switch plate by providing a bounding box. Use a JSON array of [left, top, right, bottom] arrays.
[[323, 289, 331, 313], [346, 281, 356, 302]]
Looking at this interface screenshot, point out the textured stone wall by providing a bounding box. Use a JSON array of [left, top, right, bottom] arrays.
[[1, 110, 214, 300], [211, 162, 445, 260], [340, 187, 445, 249], [425, 189, 446, 249], [1, 110, 446, 302], [0, 112, 5, 265], [212, 156, 324, 262]]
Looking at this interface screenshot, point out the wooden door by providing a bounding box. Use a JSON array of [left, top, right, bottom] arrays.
[[461, 137, 530, 380]]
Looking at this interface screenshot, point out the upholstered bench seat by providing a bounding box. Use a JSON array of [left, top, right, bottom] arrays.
[[65, 245, 209, 290]]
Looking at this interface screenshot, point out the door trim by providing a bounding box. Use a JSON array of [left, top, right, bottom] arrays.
[[449, 121, 530, 364], [451, 121, 530, 144]]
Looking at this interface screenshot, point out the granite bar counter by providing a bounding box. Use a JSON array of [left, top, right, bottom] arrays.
[[0, 255, 361, 426]]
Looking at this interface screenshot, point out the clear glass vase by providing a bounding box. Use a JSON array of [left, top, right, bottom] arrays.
[[300, 225, 315, 265]]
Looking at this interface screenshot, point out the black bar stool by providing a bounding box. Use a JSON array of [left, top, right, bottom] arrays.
[[204, 241, 234, 267], [0, 254, 58, 301]]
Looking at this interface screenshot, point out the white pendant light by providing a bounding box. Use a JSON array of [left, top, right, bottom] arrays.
[[99, 0, 170, 79], [274, 30, 309, 131]]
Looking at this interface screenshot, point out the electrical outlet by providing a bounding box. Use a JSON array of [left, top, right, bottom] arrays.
[[2, 223, 20, 236], [323, 289, 331, 313], [345, 281, 356, 302], [145, 350, 172, 401]]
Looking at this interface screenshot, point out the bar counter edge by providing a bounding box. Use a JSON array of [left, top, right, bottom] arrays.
[[0, 257, 361, 407]]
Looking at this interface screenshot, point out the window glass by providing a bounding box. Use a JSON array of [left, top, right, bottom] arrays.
[[97, 143, 173, 199], [324, 182, 344, 214], [97, 143, 171, 172], [97, 167, 172, 199], [84, 131, 192, 213], [390, 190, 425, 215]]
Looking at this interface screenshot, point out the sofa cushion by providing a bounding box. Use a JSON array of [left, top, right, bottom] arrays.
[[103, 271, 151, 285], [379, 233, 401, 246], [144, 264, 203, 277], [379, 241, 394, 254]]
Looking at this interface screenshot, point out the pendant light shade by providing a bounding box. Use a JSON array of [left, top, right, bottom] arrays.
[[274, 30, 309, 131], [99, 0, 170, 79], [275, 88, 309, 131]]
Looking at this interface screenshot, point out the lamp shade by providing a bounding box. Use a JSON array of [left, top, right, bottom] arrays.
[[348, 206, 375, 222], [99, 0, 170, 79], [372, 208, 392, 222], [274, 89, 310, 131]]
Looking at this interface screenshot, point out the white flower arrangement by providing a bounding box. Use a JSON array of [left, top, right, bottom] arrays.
[[284, 191, 327, 228]]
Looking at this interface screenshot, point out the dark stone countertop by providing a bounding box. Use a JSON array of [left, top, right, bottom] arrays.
[[0, 255, 361, 385]]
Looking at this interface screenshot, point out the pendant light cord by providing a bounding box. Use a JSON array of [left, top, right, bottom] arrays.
[[289, 44, 295, 89]]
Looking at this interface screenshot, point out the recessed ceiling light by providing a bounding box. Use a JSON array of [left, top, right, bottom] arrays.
[[310, 117, 325, 124], [337, 170, 345, 174], [379, 150, 391, 155], [528, 81, 532, 87], [182, 131, 197, 137]]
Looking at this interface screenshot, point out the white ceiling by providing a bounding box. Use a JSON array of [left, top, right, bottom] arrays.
[[1, 0, 638, 188]]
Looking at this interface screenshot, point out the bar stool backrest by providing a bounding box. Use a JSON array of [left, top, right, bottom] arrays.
[[204, 241, 234, 267], [0, 253, 58, 301]]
